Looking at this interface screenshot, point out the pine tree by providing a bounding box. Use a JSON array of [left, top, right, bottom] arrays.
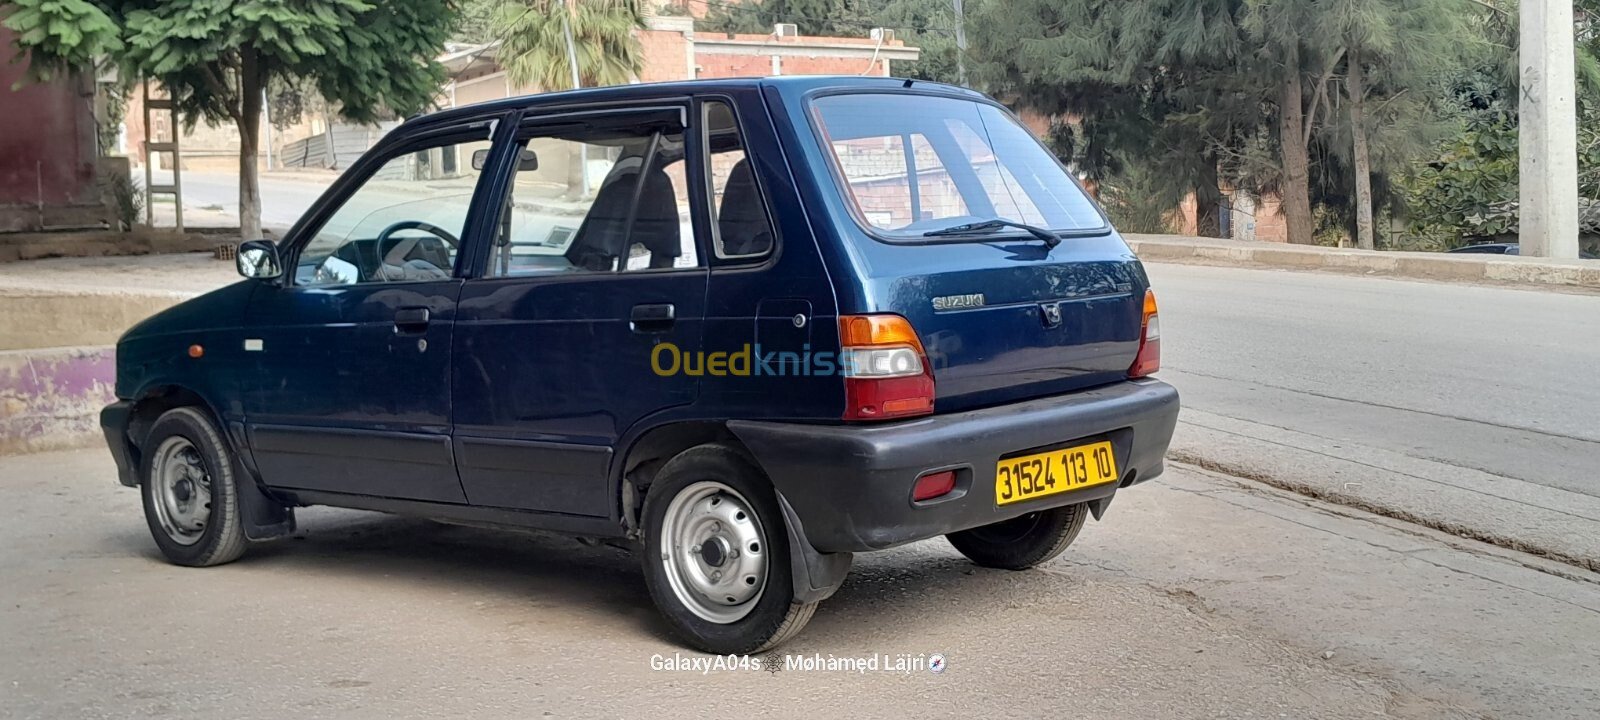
[[972, 0, 1266, 238], [1314, 0, 1466, 248]]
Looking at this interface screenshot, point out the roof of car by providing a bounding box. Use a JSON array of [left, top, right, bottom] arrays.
[[405, 75, 987, 130]]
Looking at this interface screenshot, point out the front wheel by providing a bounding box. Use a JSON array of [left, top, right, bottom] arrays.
[[946, 502, 1089, 570], [641, 444, 817, 654], [139, 407, 248, 567]]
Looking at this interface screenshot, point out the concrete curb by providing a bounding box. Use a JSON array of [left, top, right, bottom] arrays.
[[0, 289, 190, 351], [1124, 234, 1600, 291], [0, 229, 235, 263]]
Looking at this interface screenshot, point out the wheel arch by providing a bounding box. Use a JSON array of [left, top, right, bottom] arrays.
[[126, 385, 231, 465], [613, 420, 750, 529], [614, 419, 852, 605], [126, 383, 294, 541]]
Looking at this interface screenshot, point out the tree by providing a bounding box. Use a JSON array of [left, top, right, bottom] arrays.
[[972, 0, 1486, 246], [972, 0, 1270, 238], [488, 0, 645, 90], [1314, 0, 1466, 249], [5, 0, 456, 242], [1, 0, 121, 86], [486, 0, 645, 195], [1240, 0, 1325, 244]]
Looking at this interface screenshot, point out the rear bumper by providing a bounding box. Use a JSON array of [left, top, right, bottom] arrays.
[[101, 400, 139, 487], [728, 379, 1179, 553]]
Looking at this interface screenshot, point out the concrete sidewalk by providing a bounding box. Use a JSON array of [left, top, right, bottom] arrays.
[[1125, 233, 1600, 291]]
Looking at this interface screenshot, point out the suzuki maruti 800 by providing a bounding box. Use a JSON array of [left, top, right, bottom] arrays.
[[102, 76, 1179, 653]]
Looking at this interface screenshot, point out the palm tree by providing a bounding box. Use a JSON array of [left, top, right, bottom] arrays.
[[489, 0, 647, 195]]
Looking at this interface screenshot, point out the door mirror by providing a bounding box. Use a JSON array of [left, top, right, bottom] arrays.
[[472, 147, 538, 172], [236, 240, 284, 280]]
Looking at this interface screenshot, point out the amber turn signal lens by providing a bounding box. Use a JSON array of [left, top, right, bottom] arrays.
[[838, 314, 923, 348], [1128, 290, 1160, 378]]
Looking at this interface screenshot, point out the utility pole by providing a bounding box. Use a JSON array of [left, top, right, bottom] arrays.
[[953, 0, 967, 86], [562, 0, 589, 197], [1519, 0, 1580, 258]]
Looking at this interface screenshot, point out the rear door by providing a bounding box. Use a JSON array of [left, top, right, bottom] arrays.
[[451, 106, 708, 515], [810, 93, 1147, 411]]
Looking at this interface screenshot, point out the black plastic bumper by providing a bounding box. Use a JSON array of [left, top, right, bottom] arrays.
[[728, 379, 1180, 553], [101, 400, 139, 487]]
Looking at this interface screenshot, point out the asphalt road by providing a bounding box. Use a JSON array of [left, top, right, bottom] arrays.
[[3, 449, 1597, 719], [1149, 263, 1600, 566], [152, 169, 332, 230]]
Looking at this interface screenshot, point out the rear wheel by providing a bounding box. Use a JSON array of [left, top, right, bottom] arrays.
[[139, 407, 248, 567], [641, 444, 817, 654], [946, 502, 1088, 570]]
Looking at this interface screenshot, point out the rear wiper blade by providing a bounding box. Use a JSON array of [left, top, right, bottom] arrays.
[[922, 219, 1061, 249]]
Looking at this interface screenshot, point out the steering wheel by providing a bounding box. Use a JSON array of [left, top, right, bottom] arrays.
[[374, 220, 460, 265]]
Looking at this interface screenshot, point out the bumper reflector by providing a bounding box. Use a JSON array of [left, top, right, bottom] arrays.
[[913, 470, 958, 502]]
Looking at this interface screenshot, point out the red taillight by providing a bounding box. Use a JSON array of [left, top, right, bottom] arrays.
[[912, 470, 957, 501], [1129, 290, 1160, 378], [839, 314, 935, 421]]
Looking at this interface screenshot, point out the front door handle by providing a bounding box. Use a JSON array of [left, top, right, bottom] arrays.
[[630, 303, 675, 333], [394, 306, 431, 333]]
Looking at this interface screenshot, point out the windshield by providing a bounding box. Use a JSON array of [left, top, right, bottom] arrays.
[[811, 93, 1106, 240]]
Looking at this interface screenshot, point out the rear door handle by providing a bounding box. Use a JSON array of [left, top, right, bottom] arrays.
[[394, 306, 431, 333], [630, 303, 675, 333]]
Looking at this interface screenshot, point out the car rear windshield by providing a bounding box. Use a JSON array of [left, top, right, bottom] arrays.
[[811, 93, 1106, 241]]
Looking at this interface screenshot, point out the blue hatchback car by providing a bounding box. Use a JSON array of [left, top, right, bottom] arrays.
[[101, 76, 1179, 653]]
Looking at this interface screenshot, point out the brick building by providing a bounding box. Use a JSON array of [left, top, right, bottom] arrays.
[[440, 15, 916, 109]]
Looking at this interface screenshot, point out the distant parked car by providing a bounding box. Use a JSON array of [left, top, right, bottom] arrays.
[[1447, 242, 1599, 259], [100, 76, 1179, 654]]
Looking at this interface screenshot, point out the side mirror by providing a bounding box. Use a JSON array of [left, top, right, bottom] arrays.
[[472, 148, 539, 172], [236, 240, 283, 280]]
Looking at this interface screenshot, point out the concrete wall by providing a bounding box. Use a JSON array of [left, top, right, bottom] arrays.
[[0, 346, 116, 455], [0, 289, 188, 453], [0, 290, 184, 351], [0, 27, 103, 231]]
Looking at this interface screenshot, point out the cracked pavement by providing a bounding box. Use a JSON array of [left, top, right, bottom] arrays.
[[4, 449, 1597, 719]]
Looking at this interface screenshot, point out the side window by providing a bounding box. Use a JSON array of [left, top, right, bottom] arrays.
[[295, 130, 493, 285], [703, 100, 776, 260], [487, 115, 694, 277]]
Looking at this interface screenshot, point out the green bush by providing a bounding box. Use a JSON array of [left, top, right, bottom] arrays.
[[104, 171, 143, 231]]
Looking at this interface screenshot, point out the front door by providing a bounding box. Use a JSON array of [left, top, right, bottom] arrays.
[[452, 106, 708, 515], [244, 118, 502, 502]]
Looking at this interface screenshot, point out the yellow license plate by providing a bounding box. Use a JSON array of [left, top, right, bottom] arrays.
[[994, 441, 1118, 506]]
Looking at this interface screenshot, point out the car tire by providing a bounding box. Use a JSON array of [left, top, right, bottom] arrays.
[[641, 444, 817, 654], [946, 502, 1088, 570], [139, 406, 249, 567]]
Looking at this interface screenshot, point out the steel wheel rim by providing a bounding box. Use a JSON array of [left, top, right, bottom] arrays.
[[658, 481, 768, 624], [149, 436, 211, 546]]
